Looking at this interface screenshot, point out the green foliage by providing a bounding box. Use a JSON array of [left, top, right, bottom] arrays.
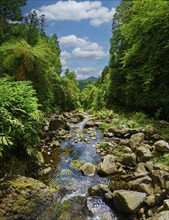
[[160, 126, 169, 141], [154, 154, 169, 167], [0, 77, 42, 157], [98, 141, 109, 149], [94, 109, 117, 120], [106, 0, 169, 119]]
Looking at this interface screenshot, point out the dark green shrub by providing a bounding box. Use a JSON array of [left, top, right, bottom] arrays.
[[0, 76, 43, 157]]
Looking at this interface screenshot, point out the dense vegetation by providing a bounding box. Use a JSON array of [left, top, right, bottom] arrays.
[[81, 0, 169, 120], [1, 0, 169, 159], [0, 0, 80, 158]]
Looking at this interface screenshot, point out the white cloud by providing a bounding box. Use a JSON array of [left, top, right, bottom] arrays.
[[72, 47, 107, 59], [61, 50, 71, 58], [74, 67, 100, 80], [75, 67, 96, 73], [59, 35, 108, 59], [35, 0, 116, 26]]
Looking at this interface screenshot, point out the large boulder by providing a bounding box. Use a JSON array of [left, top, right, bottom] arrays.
[[113, 190, 146, 213], [84, 121, 101, 128], [136, 145, 152, 162], [80, 162, 96, 176], [49, 118, 69, 131], [97, 155, 117, 175], [68, 113, 84, 123], [154, 140, 169, 152], [108, 125, 129, 137], [0, 176, 57, 220], [129, 133, 145, 151]]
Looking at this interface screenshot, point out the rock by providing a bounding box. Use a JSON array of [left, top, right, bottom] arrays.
[[134, 163, 148, 178], [145, 161, 154, 171], [145, 195, 156, 207], [146, 125, 158, 135], [130, 133, 145, 151], [151, 169, 169, 189], [148, 210, 169, 220], [0, 176, 57, 220], [154, 140, 169, 152], [128, 176, 153, 194], [151, 134, 165, 141], [80, 162, 96, 176], [68, 113, 84, 123], [113, 190, 146, 213], [58, 211, 72, 220], [108, 125, 129, 137], [84, 121, 97, 128], [119, 139, 130, 146], [97, 155, 117, 175], [163, 199, 169, 210], [136, 145, 152, 162], [121, 153, 136, 167], [88, 184, 112, 198], [49, 118, 69, 131]]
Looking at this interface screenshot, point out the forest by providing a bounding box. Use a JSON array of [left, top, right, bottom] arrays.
[[0, 0, 169, 159], [0, 0, 169, 219]]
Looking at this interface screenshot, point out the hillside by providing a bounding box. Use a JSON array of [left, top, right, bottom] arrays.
[[78, 76, 97, 90]]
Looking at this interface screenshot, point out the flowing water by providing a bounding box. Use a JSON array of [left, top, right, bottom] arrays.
[[48, 115, 117, 220]]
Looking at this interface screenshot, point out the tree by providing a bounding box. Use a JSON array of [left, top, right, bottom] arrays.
[[0, 39, 51, 80], [0, 0, 26, 44]]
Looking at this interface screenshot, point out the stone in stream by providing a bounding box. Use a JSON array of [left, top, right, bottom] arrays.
[[97, 154, 117, 175], [80, 162, 96, 176], [49, 117, 70, 131], [112, 190, 146, 213]]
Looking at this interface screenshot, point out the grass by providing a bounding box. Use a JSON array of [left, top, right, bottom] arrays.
[[93, 109, 157, 132], [154, 154, 169, 167]]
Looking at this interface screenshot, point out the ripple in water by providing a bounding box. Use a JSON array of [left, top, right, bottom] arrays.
[[87, 196, 117, 220]]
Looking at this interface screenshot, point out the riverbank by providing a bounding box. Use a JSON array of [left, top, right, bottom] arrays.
[[0, 109, 169, 219]]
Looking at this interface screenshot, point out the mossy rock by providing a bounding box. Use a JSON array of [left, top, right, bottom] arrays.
[[0, 176, 58, 220], [109, 177, 129, 191], [70, 159, 84, 170]]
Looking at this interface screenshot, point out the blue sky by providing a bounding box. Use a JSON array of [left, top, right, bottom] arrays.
[[22, 0, 121, 79]]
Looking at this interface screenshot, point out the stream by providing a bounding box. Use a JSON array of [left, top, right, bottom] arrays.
[[46, 115, 117, 220]]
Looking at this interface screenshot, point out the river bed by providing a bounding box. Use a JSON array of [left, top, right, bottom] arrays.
[[47, 115, 117, 220]]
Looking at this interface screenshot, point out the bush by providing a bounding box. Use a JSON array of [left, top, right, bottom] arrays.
[[0, 77, 43, 157]]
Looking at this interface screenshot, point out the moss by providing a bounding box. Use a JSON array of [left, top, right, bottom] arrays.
[[60, 169, 72, 176], [98, 141, 109, 148], [70, 159, 84, 170], [39, 200, 72, 219], [10, 181, 33, 189], [109, 178, 128, 191]]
